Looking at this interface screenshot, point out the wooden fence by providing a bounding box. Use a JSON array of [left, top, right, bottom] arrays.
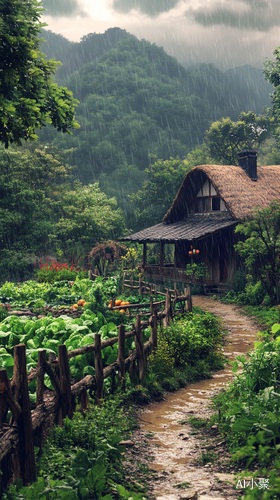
[[0, 287, 191, 495]]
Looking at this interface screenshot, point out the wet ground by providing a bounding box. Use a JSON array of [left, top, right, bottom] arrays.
[[125, 297, 262, 500]]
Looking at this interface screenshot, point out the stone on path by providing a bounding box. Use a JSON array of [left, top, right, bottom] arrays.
[[198, 496, 226, 500], [119, 440, 134, 447], [156, 495, 178, 500], [178, 490, 198, 499]]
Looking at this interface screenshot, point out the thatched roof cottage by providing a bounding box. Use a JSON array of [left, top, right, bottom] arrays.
[[122, 150, 280, 286]]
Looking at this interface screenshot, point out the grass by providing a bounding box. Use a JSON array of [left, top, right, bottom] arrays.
[[173, 482, 190, 489], [197, 451, 218, 465]]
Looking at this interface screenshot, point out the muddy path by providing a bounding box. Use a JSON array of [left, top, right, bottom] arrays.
[[125, 297, 262, 500]]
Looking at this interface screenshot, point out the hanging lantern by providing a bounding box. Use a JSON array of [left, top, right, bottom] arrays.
[[195, 249, 200, 254], [188, 251, 192, 256]]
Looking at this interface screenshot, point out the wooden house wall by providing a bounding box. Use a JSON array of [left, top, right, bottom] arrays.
[[174, 226, 243, 284]]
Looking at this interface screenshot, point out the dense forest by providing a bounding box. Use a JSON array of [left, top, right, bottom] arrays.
[[37, 29, 274, 217]]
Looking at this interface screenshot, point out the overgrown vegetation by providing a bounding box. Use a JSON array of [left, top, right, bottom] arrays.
[[1, 274, 225, 498], [207, 326, 280, 498]]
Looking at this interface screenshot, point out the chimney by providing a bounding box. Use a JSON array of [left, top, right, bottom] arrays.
[[237, 149, 257, 181]]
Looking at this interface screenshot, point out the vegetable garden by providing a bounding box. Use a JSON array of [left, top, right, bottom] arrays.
[[0, 273, 225, 499]]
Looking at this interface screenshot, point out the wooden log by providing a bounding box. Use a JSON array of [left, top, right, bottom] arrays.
[[163, 291, 169, 328], [150, 294, 153, 315], [68, 330, 135, 360], [185, 285, 192, 312], [94, 334, 104, 400], [58, 345, 72, 425], [151, 311, 157, 351], [71, 375, 95, 397], [117, 325, 125, 390], [0, 369, 21, 424], [13, 344, 36, 484], [36, 350, 46, 407], [78, 388, 89, 411], [44, 361, 61, 400], [135, 315, 145, 380]]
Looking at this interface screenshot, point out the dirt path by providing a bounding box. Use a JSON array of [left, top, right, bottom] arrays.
[[124, 297, 262, 500]]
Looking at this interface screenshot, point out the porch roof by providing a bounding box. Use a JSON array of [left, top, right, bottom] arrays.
[[121, 212, 236, 243]]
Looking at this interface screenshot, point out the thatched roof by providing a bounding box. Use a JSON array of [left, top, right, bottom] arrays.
[[121, 212, 236, 243], [164, 165, 280, 223]]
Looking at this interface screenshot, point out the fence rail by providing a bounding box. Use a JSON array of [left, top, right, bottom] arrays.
[[0, 286, 192, 495]]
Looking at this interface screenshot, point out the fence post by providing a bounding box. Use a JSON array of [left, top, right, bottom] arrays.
[[13, 344, 36, 484], [135, 314, 145, 380], [78, 388, 89, 412], [58, 345, 72, 425], [185, 285, 192, 312], [95, 334, 104, 401], [163, 290, 172, 327], [154, 284, 157, 301], [151, 310, 158, 351], [36, 350, 46, 407], [139, 275, 143, 295], [0, 369, 21, 424], [118, 325, 126, 390], [129, 350, 137, 383], [150, 293, 153, 315], [122, 271, 126, 293]]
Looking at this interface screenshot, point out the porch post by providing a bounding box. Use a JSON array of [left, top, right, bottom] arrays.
[[143, 242, 147, 267], [160, 241, 164, 267]]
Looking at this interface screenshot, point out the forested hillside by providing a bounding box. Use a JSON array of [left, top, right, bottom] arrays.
[[38, 29, 273, 214]]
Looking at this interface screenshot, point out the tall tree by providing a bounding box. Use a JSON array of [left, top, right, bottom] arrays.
[[235, 201, 280, 305], [205, 112, 274, 165], [0, 0, 79, 147]]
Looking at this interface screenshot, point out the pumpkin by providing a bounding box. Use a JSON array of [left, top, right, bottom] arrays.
[[125, 301, 130, 305], [120, 301, 126, 306], [115, 299, 122, 306], [72, 304, 78, 309], [78, 299, 86, 306], [119, 309, 126, 314]]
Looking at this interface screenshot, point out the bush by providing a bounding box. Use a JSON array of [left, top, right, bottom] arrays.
[[37, 259, 87, 283], [160, 310, 223, 367], [148, 332, 175, 374]]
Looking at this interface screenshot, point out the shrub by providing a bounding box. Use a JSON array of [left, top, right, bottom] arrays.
[[36, 259, 87, 283], [148, 331, 175, 374]]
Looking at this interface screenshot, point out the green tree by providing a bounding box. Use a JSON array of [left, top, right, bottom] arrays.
[[235, 200, 280, 305], [0, 0, 79, 147], [48, 182, 126, 262], [0, 147, 126, 279], [206, 112, 274, 165], [0, 146, 73, 279]]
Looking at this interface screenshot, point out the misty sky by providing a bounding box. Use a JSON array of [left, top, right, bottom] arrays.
[[41, 0, 280, 70]]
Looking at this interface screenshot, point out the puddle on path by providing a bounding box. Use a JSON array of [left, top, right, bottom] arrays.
[[135, 297, 261, 499]]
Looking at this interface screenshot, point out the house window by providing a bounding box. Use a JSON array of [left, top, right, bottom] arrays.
[[196, 179, 226, 213], [212, 197, 220, 211]]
